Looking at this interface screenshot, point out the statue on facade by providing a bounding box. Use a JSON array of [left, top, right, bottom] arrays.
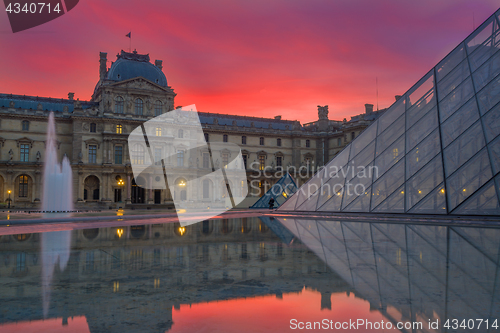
[[318, 105, 329, 120], [36, 151, 41, 162], [188, 157, 193, 168], [8, 149, 13, 161]]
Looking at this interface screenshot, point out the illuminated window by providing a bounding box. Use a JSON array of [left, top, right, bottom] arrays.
[[89, 145, 97, 164], [222, 153, 228, 169], [155, 127, 162, 136], [393, 148, 399, 158], [154, 100, 162, 116], [259, 137, 264, 145], [115, 96, 124, 113], [90, 123, 96, 133], [135, 98, 143, 115], [131, 144, 144, 165], [20, 144, 29, 162], [259, 155, 265, 170], [18, 175, 28, 197], [116, 124, 122, 134]]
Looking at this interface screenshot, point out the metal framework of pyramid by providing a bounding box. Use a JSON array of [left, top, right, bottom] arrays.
[[251, 172, 298, 208], [280, 9, 500, 215]]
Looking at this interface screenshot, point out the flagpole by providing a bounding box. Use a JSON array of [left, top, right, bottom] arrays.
[[129, 31, 131, 52]]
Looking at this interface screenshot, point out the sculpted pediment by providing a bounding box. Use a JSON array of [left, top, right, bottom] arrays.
[[110, 78, 171, 93]]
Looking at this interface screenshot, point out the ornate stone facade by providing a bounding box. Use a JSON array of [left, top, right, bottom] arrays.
[[0, 50, 386, 208]]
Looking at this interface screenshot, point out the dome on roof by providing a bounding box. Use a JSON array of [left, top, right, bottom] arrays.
[[106, 50, 168, 87]]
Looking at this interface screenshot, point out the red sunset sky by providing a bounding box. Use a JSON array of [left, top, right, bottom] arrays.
[[0, 0, 498, 123]]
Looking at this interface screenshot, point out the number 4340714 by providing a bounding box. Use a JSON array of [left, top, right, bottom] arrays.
[[5, 3, 61, 14], [444, 319, 498, 330]]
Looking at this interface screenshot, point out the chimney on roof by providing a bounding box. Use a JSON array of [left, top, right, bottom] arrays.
[[99, 52, 107, 80], [155, 60, 163, 71], [68, 92, 74, 100], [365, 103, 374, 114], [274, 115, 281, 120], [395, 95, 402, 101]]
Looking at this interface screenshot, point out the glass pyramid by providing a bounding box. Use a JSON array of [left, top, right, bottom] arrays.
[[279, 9, 500, 215], [250, 172, 298, 208]]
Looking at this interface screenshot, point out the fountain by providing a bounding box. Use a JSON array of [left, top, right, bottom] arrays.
[[40, 112, 73, 317]]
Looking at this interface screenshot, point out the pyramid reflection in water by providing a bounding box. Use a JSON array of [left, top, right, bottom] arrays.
[[281, 8, 500, 215]]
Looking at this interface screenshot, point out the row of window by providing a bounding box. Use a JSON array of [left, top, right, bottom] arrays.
[[206, 134, 311, 148], [114, 96, 164, 116]]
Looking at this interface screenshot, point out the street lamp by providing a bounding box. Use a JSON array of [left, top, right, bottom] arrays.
[[7, 190, 11, 209]]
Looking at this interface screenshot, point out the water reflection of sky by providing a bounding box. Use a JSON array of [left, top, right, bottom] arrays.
[[0, 216, 498, 332]]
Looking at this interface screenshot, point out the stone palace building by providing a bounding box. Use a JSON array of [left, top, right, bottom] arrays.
[[0, 50, 386, 209]]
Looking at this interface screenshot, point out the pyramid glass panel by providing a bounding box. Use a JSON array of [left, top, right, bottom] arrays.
[[483, 102, 500, 142], [278, 8, 500, 216], [488, 135, 500, 174], [446, 148, 492, 211], [443, 121, 485, 177], [250, 172, 298, 209], [440, 98, 479, 147]]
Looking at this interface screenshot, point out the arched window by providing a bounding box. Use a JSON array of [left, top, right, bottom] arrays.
[[115, 96, 124, 113], [306, 139, 310, 148], [259, 137, 264, 145], [19, 175, 28, 197], [277, 138, 282, 147], [178, 129, 183, 138], [154, 100, 163, 116], [90, 123, 96, 133], [21, 120, 29, 131], [131, 144, 145, 165], [223, 134, 228, 142], [135, 98, 143, 115]]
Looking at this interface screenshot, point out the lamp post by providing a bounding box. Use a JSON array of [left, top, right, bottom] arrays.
[[7, 190, 11, 209]]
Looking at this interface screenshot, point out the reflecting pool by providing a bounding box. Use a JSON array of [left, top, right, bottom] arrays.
[[0, 216, 499, 332]]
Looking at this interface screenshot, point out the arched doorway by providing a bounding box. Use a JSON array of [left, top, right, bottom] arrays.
[[131, 177, 145, 204], [84, 176, 100, 201]]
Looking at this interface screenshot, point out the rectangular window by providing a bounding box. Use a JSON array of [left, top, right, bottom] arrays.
[[204, 133, 209, 142], [259, 155, 265, 171], [156, 127, 162, 136], [259, 137, 264, 145], [89, 145, 97, 164], [116, 124, 122, 134], [223, 134, 228, 142], [306, 139, 310, 148], [155, 148, 162, 165], [276, 156, 282, 168], [337, 138, 342, 146], [203, 180, 209, 199], [20, 144, 29, 162], [242, 154, 248, 169], [242, 136, 246, 144], [222, 153, 229, 169], [114, 146, 123, 164], [351, 132, 355, 140], [203, 153, 210, 168], [277, 138, 281, 147], [177, 150, 184, 167], [22, 121, 29, 131]]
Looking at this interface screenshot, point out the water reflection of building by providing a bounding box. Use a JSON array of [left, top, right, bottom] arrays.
[[0, 218, 353, 332], [278, 218, 500, 333]]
